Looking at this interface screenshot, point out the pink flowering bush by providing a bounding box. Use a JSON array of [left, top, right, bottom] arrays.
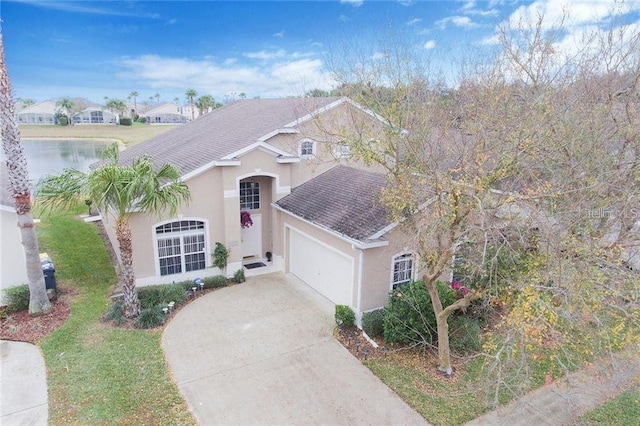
[[240, 210, 253, 228], [450, 280, 469, 299]]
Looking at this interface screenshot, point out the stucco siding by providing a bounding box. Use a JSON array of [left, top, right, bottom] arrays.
[[0, 209, 29, 293], [359, 227, 416, 313]]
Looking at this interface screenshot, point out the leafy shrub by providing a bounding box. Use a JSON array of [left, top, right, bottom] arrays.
[[335, 305, 356, 328], [449, 316, 482, 355], [204, 275, 227, 289], [212, 242, 230, 271], [362, 309, 384, 337], [103, 302, 126, 325], [232, 269, 245, 283], [135, 306, 165, 329], [119, 117, 132, 126], [137, 287, 162, 309], [2, 285, 30, 313], [158, 283, 187, 304], [57, 115, 69, 126], [136, 116, 147, 123], [383, 280, 456, 346], [138, 282, 189, 309]]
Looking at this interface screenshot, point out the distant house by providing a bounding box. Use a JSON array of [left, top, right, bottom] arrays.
[[72, 107, 118, 125], [16, 100, 58, 125], [0, 164, 28, 295], [144, 102, 189, 124]]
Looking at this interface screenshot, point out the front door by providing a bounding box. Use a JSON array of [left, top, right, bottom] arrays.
[[242, 213, 262, 258]]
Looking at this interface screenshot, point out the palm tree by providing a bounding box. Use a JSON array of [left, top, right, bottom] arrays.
[[0, 31, 51, 315], [129, 91, 139, 118], [56, 98, 75, 125], [195, 94, 214, 115], [185, 89, 197, 120], [154, 93, 160, 105], [37, 144, 190, 317]]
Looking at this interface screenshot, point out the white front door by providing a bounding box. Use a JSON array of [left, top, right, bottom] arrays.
[[242, 213, 262, 258]]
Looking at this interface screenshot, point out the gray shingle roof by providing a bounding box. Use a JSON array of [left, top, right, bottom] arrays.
[[275, 165, 391, 242], [118, 97, 342, 176]]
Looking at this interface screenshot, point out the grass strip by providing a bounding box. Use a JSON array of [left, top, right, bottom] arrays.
[[364, 353, 486, 426], [578, 385, 640, 425], [37, 206, 195, 425], [19, 123, 178, 147]]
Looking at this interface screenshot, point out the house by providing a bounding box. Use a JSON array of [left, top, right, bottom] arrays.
[[102, 97, 418, 322], [143, 102, 189, 124], [73, 107, 118, 125], [0, 164, 29, 296], [16, 100, 58, 125]]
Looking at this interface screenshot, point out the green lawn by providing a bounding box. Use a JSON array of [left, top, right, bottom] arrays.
[[364, 353, 486, 426], [578, 385, 640, 425], [19, 123, 178, 147], [37, 205, 195, 425]]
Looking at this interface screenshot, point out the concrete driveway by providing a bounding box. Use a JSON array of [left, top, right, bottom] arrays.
[[162, 273, 425, 425]]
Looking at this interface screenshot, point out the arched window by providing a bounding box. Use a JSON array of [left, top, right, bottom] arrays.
[[391, 253, 414, 289], [155, 220, 206, 276]]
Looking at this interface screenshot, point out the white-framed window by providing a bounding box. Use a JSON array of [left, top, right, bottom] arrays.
[[155, 220, 206, 276], [334, 141, 350, 158], [299, 139, 315, 157], [391, 253, 414, 289], [240, 181, 260, 210]]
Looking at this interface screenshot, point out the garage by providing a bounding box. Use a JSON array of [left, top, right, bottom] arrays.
[[287, 226, 354, 306]]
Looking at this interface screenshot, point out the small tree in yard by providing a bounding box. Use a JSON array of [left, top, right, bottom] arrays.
[[327, 10, 639, 382], [37, 144, 190, 317]]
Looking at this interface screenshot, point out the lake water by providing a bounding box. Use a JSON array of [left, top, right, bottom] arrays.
[[6, 139, 111, 184]]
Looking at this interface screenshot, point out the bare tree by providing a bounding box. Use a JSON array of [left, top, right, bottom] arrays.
[[326, 12, 639, 383]]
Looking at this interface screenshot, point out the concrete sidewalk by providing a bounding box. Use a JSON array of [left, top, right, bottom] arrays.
[[467, 345, 640, 425], [0, 340, 48, 425]]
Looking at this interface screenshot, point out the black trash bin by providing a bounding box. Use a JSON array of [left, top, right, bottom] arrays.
[[42, 260, 57, 292]]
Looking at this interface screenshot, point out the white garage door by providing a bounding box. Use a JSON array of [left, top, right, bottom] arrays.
[[288, 227, 354, 306]]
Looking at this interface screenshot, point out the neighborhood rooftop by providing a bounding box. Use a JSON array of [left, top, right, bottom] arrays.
[[275, 165, 390, 242], [117, 97, 343, 177]]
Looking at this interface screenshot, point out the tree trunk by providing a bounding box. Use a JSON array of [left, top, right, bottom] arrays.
[[0, 32, 51, 315], [116, 217, 139, 318], [425, 280, 453, 375]]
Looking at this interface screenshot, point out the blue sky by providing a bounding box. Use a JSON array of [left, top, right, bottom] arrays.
[[2, 0, 640, 105]]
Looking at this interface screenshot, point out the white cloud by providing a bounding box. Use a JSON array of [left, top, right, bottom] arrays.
[[507, 0, 640, 30], [397, 0, 415, 6], [244, 49, 287, 60], [435, 15, 478, 29], [493, 0, 640, 55], [339, 14, 349, 22], [115, 52, 335, 99], [371, 52, 386, 60], [340, 0, 363, 7], [273, 31, 285, 38], [423, 40, 437, 50], [406, 18, 422, 26]]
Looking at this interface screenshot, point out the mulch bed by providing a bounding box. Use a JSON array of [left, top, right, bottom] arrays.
[[0, 286, 72, 344], [334, 325, 387, 361]]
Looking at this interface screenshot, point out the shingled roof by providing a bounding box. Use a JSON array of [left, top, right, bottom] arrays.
[[275, 165, 391, 242], [118, 97, 343, 177]]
